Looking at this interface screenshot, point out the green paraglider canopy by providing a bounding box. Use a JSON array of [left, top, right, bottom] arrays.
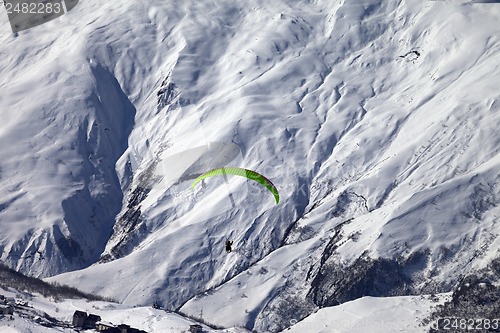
[[191, 167, 280, 204]]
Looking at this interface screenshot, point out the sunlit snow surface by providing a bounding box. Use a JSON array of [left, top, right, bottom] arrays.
[[0, 287, 240, 333], [283, 294, 450, 333], [0, 287, 448, 333], [1, 0, 499, 332]]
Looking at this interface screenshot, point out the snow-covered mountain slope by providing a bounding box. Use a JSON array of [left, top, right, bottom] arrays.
[[1, 0, 499, 332], [0, 1, 139, 275], [284, 294, 448, 333], [0, 283, 448, 333], [0, 286, 246, 333]]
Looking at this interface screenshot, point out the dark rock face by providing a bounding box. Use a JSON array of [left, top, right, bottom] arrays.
[[99, 186, 147, 262], [256, 294, 317, 333], [307, 253, 427, 307], [99, 157, 161, 263]]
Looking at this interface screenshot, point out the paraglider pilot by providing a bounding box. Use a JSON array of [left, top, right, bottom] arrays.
[[225, 240, 233, 253]]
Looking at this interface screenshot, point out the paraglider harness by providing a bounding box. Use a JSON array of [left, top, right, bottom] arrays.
[[225, 240, 233, 253]]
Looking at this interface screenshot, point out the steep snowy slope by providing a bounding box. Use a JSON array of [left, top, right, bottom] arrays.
[[1, 0, 499, 332], [0, 1, 140, 275], [177, 1, 500, 330]]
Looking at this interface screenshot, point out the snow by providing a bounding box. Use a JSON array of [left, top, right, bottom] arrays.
[[0, 285, 449, 333], [1, 0, 499, 331], [0, 287, 241, 333], [284, 294, 449, 333], [181, 239, 319, 328]]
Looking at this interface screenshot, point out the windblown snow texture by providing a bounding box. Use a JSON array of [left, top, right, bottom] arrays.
[[0, 0, 499, 332]]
